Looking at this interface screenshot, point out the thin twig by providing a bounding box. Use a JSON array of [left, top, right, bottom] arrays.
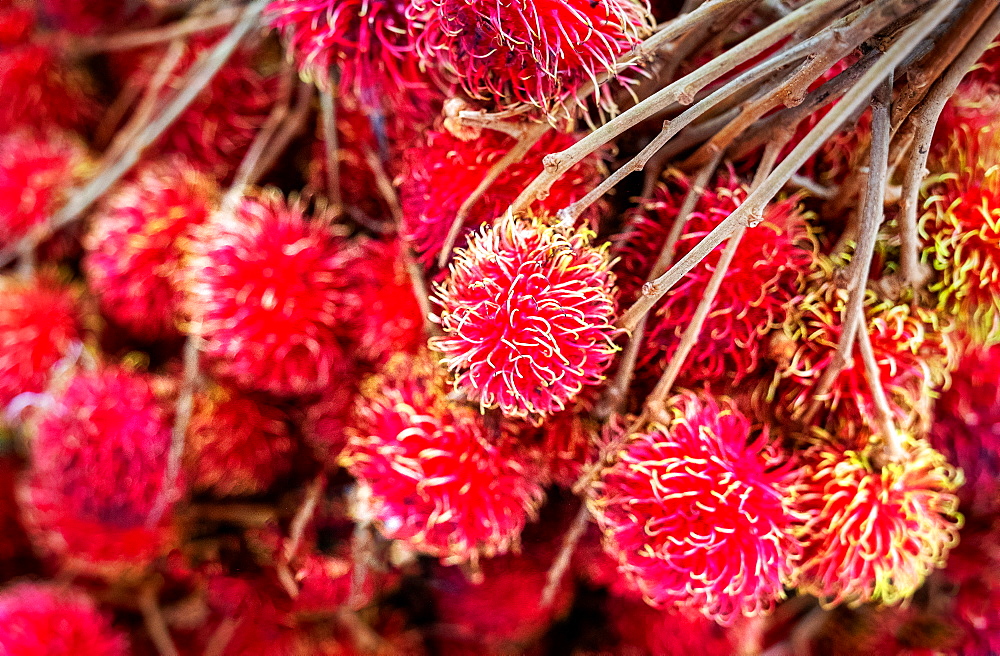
[[616, 0, 954, 333], [139, 584, 179, 656], [595, 156, 721, 420], [555, 0, 914, 224], [856, 312, 905, 463], [898, 6, 1000, 290], [73, 5, 242, 54], [404, 246, 438, 337], [361, 145, 405, 226], [149, 333, 201, 527], [645, 138, 784, 418], [278, 474, 326, 598], [437, 122, 549, 268], [539, 503, 590, 608], [804, 75, 894, 424], [248, 81, 315, 184], [508, 0, 858, 215], [320, 84, 343, 216], [0, 0, 272, 269]]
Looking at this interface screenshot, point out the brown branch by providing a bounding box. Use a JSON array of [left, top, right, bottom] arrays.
[[73, 5, 242, 54], [247, 81, 315, 185], [616, 0, 953, 334], [596, 156, 721, 420], [804, 75, 893, 424], [149, 333, 201, 527], [437, 123, 549, 268], [320, 84, 343, 216], [508, 0, 857, 216], [645, 138, 784, 418], [0, 0, 272, 269], [539, 503, 590, 608], [139, 583, 179, 656], [898, 5, 1000, 290], [856, 312, 905, 463]]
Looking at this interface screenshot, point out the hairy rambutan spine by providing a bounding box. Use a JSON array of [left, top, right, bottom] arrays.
[[431, 212, 618, 421]]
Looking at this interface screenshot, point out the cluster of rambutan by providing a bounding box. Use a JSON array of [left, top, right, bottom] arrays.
[[0, 0, 999, 654]]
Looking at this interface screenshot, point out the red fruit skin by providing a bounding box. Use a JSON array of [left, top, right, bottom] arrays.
[[342, 354, 545, 565], [793, 434, 963, 608], [0, 6, 34, 45], [182, 190, 357, 397], [431, 213, 618, 421], [0, 129, 90, 250], [408, 0, 653, 115], [430, 549, 574, 652], [0, 42, 99, 133], [345, 238, 426, 365], [0, 274, 85, 413], [615, 169, 815, 389], [769, 279, 954, 429], [605, 595, 736, 656], [301, 380, 357, 469], [589, 391, 802, 624], [930, 339, 1000, 517], [186, 385, 296, 497], [400, 129, 605, 266], [36, 0, 131, 34], [84, 158, 219, 342], [21, 367, 180, 577], [0, 584, 130, 656], [267, 0, 439, 118]]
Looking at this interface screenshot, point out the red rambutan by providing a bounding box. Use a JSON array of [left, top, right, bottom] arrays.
[[84, 157, 219, 342], [0, 6, 35, 46], [408, 0, 653, 116], [588, 390, 802, 624], [0, 129, 90, 250], [341, 353, 545, 564], [301, 380, 357, 468], [21, 366, 180, 576], [921, 104, 1000, 338], [513, 408, 597, 488], [267, 0, 437, 114], [929, 338, 1000, 517], [605, 595, 737, 656], [36, 0, 131, 34], [431, 212, 618, 421], [793, 433, 963, 608], [768, 274, 954, 428], [0, 274, 86, 415], [345, 238, 426, 365], [615, 169, 815, 388], [0, 42, 99, 133], [400, 128, 605, 265], [181, 190, 356, 397], [186, 384, 296, 497], [0, 584, 129, 656]]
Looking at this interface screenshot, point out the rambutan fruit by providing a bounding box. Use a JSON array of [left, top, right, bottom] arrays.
[[84, 157, 219, 342], [341, 353, 545, 565], [113, 35, 280, 180], [921, 107, 1000, 338], [185, 384, 296, 497], [429, 548, 575, 651], [0, 129, 91, 250], [408, 0, 653, 116], [769, 275, 954, 429], [267, 0, 438, 116], [345, 238, 426, 365], [513, 408, 597, 488], [605, 595, 737, 656], [0, 583, 129, 656], [181, 190, 357, 397], [0, 273, 87, 415], [301, 380, 357, 468], [0, 42, 99, 133], [615, 169, 815, 388], [929, 338, 1000, 517], [588, 390, 802, 624], [20, 366, 180, 577], [400, 128, 605, 265], [431, 212, 618, 421], [36, 0, 131, 34], [0, 6, 35, 46], [793, 433, 963, 608]]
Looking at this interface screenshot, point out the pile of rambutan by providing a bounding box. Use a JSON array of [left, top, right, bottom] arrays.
[[1, 0, 1000, 654]]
